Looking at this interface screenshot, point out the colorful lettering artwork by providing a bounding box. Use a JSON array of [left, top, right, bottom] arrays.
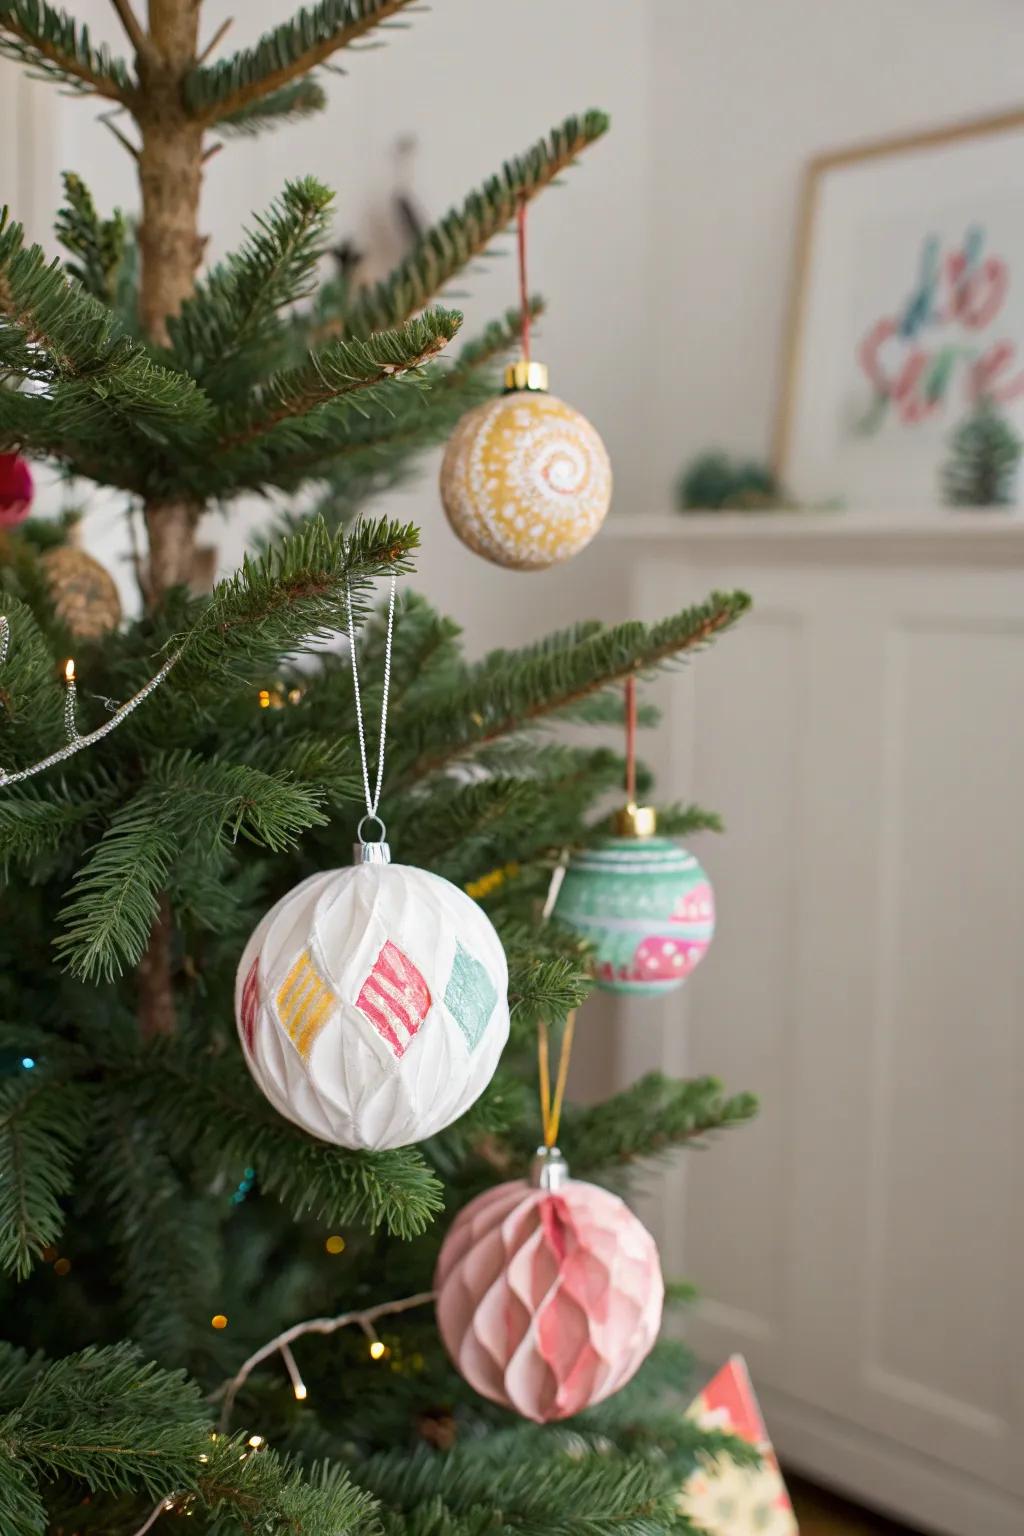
[[857, 227, 1024, 432], [780, 116, 1024, 506]]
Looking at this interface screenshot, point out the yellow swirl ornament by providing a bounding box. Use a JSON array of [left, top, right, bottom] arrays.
[[440, 387, 612, 571]]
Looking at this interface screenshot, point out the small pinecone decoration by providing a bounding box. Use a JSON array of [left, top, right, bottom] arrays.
[[40, 546, 122, 639], [417, 1408, 458, 1450], [942, 398, 1022, 507]]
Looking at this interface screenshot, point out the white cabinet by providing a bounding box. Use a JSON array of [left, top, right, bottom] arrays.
[[609, 515, 1024, 1536]]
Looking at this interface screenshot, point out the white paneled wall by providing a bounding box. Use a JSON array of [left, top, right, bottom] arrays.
[[611, 516, 1024, 1536]]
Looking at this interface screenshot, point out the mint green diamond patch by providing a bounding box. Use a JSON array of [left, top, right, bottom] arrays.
[[444, 941, 497, 1052]]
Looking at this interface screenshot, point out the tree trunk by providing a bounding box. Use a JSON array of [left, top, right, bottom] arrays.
[[135, 0, 206, 1037]]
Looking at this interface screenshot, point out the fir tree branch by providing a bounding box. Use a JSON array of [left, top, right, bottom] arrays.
[[130, 1043, 444, 1240], [0, 211, 211, 470], [54, 173, 128, 305], [216, 306, 462, 452], [0, 782, 106, 875], [216, 76, 329, 136], [0, 1, 135, 100], [185, 0, 422, 125], [107, 0, 148, 60], [54, 790, 178, 983], [559, 1072, 759, 1176], [360, 1443, 675, 1536], [163, 515, 419, 696], [298, 302, 544, 514], [0, 1076, 91, 1279], [86, 1098, 222, 1366], [0, 1342, 380, 1536], [168, 178, 335, 400], [324, 112, 610, 341], [397, 591, 752, 782]]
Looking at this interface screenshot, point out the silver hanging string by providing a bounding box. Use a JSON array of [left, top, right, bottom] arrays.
[[345, 570, 397, 846]]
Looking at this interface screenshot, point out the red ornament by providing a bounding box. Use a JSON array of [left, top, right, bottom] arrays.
[[434, 1151, 663, 1422], [0, 455, 33, 527]]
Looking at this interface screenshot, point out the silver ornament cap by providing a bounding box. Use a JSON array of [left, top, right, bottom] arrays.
[[353, 838, 391, 866], [353, 812, 391, 866], [530, 1144, 570, 1191]]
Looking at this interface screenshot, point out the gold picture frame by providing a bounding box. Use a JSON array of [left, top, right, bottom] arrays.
[[773, 104, 1024, 500]]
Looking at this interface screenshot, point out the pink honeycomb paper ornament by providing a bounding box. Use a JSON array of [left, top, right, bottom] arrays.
[[435, 1156, 663, 1422]]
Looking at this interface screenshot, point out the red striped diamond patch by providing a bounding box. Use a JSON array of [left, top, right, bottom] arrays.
[[240, 955, 260, 1054], [356, 941, 431, 1058]]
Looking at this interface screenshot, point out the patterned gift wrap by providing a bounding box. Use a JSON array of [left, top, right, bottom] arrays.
[[678, 1355, 799, 1535], [553, 836, 715, 995]]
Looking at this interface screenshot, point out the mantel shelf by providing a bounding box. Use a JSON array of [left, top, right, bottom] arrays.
[[600, 511, 1024, 565]]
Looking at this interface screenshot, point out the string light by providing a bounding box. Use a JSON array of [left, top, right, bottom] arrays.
[[324, 1234, 345, 1254], [217, 1290, 435, 1431], [63, 658, 79, 743], [230, 1167, 256, 1205], [279, 1341, 308, 1403], [0, 615, 182, 789], [368, 1339, 386, 1361], [211, 1314, 228, 1330], [20, 1056, 35, 1070], [53, 1257, 71, 1276], [247, 1434, 264, 1449]]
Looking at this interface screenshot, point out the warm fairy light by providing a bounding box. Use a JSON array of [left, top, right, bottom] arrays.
[[368, 1339, 386, 1361], [247, 1434, 264, 1448], [53, 1257, 71, 1276], [258, 689, 271, 708], [64, 658, 76, 682], [211, 1314, 228, 1330], [325, 1234, 345, 1254], [293, 1381, 308, 1400]]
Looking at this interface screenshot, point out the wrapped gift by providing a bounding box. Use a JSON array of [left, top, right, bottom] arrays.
[[679, 1355, 799, 1535]]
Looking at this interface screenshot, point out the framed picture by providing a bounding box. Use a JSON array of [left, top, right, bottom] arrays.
[[774, 107, 1024, 508]]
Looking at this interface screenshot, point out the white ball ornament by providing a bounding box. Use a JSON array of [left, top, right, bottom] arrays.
[[235, 842, 510, 1151], [440, 362, 612, 571]]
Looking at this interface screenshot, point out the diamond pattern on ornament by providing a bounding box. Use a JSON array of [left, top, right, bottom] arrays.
[[444, 941, 497, 1051], [276, 950, 336, 1060], [356, 940, 431, 1059], [240, 956, 260, 1054]]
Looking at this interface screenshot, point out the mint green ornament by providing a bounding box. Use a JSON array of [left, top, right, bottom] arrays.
[[553, 813, 715, 996]]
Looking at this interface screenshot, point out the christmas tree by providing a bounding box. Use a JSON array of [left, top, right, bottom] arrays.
[[941, 395, 1022, 507], [0, 5, 757, 1532]]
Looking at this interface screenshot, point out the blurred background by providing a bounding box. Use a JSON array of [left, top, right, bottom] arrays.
[[3, 3, 1022, 1533]]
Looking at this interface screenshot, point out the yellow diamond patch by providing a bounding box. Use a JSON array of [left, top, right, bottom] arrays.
[[276, 950, 334, 1059]]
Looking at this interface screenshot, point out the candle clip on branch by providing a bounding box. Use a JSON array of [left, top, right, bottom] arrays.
[[216, 1289, 436, 1431], [0, 614, 180, 788]]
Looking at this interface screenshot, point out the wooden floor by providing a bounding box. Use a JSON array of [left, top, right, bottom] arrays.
[[788, 1476, 924, 1535]]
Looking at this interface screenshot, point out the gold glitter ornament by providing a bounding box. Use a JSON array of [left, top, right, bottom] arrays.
[[40, 546, 122, 639], [439, 362, 612, 571]]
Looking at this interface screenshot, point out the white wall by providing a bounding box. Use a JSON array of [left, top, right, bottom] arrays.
[[5, 0, 655, 644], [6, 0, 1024, 646], [648, 0, 1024, 500]]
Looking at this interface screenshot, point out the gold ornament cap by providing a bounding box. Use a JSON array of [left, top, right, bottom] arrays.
[[503, 359, 548, 393], [612, 802, 658, 838]]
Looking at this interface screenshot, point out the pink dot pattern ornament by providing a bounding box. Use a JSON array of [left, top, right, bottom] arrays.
[[435, 1175, 663, 1422], [553, 836, 715, 996], [0, 454, 33, 528]]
